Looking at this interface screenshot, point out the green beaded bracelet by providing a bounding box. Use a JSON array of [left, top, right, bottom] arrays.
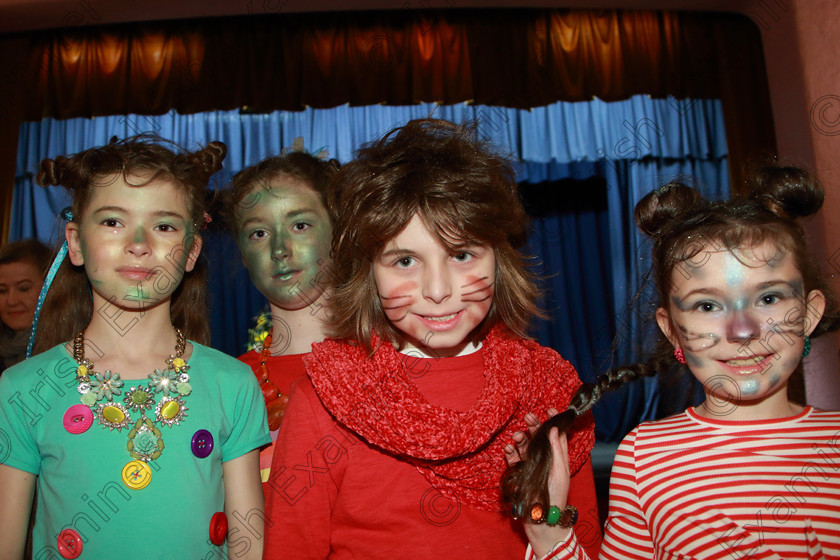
[[546, 506, 561, 525], [533, 504, 578, 528], [512, 502, 578, 528]]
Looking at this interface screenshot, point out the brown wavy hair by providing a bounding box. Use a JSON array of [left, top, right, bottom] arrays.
[[501, 162, 839, 514], [0, 239, 52, 335], [328, 118, 541, 353], [219, 150, 341, 230], [33, 134, 226, 353], [0, 238, 52, 273]]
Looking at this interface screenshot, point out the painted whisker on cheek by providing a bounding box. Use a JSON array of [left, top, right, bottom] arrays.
[[460, 277, 493, 302], [461, 290, 493, 303], [380, 301, 411, 312], [462, 276, 489, 289], [380, 292, 414, 321], [676, 323, 721, 351], [776, 307, 809, 336], [381, 303, 411, 322], [380, 293, 411, 302], [769, 318, 804, 336]]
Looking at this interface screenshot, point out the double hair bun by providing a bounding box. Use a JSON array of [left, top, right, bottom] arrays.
[[635, 162, 823, 238]]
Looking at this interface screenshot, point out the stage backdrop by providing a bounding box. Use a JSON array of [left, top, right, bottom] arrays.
[[11, 95, 727, 440]]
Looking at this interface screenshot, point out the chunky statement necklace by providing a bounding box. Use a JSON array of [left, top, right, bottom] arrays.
[[257, 329, 289, 432], [73, 329, 192, 488]]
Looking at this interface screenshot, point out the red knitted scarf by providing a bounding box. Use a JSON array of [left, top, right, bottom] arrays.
[[304, 325, 595, 511]]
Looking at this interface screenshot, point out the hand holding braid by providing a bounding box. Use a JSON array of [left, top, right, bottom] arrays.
[[501, 364, 658, 516]]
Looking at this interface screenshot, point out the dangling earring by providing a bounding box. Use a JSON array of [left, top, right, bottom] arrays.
[[802, 335, 812, 359], [674, 347, 686, 364]]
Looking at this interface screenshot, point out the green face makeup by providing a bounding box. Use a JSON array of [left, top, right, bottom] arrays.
[[236, 178, 333, 311], [70, 175, 199, 315]]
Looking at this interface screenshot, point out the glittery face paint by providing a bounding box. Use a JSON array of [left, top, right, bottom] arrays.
[[723, 255, 746, 287], [66, 174, 200, 314], [673, 318, 721, 352], [235, 177, 332, 312], [661, 241, 821, 418], [739, 379, 760, 396], [372, 214, 495, 358]]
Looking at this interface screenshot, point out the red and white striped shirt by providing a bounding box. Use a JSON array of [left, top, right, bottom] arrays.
[[537, 406, 840, 560]]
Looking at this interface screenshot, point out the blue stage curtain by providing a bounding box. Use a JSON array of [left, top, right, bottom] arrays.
[[11, 95, 728, 440]]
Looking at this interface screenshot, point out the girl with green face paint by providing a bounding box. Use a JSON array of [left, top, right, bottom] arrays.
[[225, 149, 339, 487], [0, 136, 270, 560], [236, 178, 333, 318]]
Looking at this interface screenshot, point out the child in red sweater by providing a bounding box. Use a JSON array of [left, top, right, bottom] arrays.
[[264, 119, 601, 559]]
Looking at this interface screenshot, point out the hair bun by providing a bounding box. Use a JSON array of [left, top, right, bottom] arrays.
[[178, 141, 226, 185], [750, 163, 823, 219], [36, 157, 65, 187], [195, 141, 227, 176], [634, 182, 705, 237]]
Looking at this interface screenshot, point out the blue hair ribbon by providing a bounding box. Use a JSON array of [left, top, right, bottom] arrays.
[[25, 208, 73, 359]]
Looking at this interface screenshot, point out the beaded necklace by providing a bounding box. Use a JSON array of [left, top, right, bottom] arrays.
[[257, 330, 289, 431], [74, 329, 192, 486]]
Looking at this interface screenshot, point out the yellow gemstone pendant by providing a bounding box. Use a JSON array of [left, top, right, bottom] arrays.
[[155, 396, 188, 426], [96, 403, 131, 431], [102, 406, 124, 423], [161, 400, 180, 419]]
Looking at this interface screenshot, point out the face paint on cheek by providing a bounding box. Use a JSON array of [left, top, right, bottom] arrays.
[[240, 241, 267, 271], [767, 374, 781, 390], [739, 378, 760, 396], [779, 355, 801, 375], [460, 276, 494, 303], [125, 284, 150, 303], [775, 309, 807, 336], [677, 322, 721, 351], [379, 281, 417, 322], [295, 240, 320, 262], [685, 352, 705, 368]]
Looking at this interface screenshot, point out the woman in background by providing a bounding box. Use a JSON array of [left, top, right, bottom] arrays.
[[0, 239, 50, 369]]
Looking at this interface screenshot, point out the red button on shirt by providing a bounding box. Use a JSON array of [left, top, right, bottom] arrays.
[[209, 511, 228, 545], [57, 528, 83, 559]]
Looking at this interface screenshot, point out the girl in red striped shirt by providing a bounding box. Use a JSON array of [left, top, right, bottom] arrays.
[[505, 164, 840, 560]]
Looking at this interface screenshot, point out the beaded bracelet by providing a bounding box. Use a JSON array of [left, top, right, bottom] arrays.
[[511, 502, 578, 528]]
